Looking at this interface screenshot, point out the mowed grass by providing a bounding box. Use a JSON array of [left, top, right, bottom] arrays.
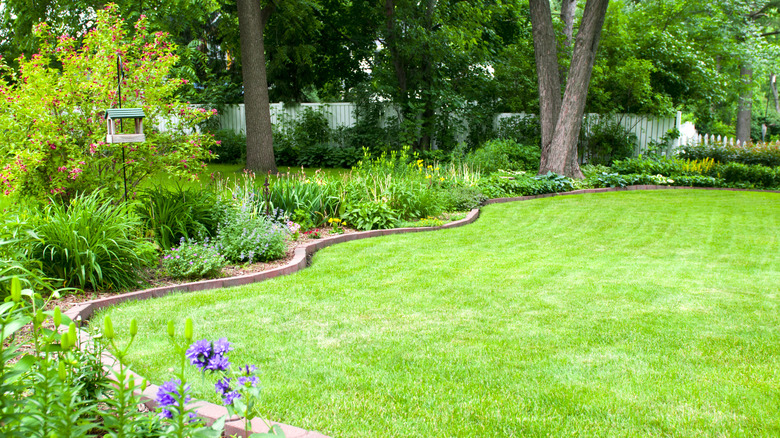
[[99, 190, 780, 437]]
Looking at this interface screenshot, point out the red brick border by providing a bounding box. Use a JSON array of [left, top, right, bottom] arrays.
[[64, 185, 778, 436]]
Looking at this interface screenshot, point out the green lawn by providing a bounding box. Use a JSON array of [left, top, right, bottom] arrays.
[[98, 190, 780, 437]]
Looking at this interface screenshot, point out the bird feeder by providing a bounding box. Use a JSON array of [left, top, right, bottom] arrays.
[[105, 108, 146, 143]]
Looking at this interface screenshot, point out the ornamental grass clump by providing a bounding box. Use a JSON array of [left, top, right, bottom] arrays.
[[161, 238, 227, 279], [30, 190, 156, 291]]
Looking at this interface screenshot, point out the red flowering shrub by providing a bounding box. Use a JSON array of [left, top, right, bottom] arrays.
[[0, 4, 216, 201]]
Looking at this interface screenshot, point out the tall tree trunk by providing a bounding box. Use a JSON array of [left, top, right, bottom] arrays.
[[238, 0, 277, 173], [544, 0, 609, 178], [558, 0, 578, 83], [736, 63, 752, 144], [530, 0, 562, 171], [771, 73, 780, 113]]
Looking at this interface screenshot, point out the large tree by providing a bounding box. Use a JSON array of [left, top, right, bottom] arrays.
[[237, 0, 277, 173], [531, 0, 609, 178]]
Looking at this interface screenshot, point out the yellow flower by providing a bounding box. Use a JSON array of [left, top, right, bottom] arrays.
[[439, 177, 444, 182], [425, 174, 431, 179]]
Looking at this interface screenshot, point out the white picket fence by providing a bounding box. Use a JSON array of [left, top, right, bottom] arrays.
[[216, 103, 683, 154]]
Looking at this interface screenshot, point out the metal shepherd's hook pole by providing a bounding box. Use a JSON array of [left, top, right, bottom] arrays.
[[117, 54, 128, 202]]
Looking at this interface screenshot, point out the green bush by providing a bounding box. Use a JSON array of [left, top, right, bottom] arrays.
[[464, 139, 541, 174], [717, 162, 778, 188], [580, 120, 637, 165], [681, 142, 780, 168], [137, 186, 227, 251], [439, 186, 487, 211], [30, 191, 155, 291], [496, 115, 541, 146], [216, 211, 287, 263], [342, 200, 398, 230], [211, 129, 246, 164], [611, 157, 685, 176], [162, 238, 227, 279]]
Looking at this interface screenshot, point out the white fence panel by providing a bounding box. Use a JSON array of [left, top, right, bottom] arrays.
[[216, 103, 682, 154]]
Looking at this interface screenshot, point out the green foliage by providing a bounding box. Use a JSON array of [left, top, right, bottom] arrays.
[[611, 157, 685, 176], [496, 115, 541, 146], [0, 5, 215, 202], [397, 217, 446, 228], [680, 142, 780, 167], [341, 201, 398, 231], [162, 238, 227, 279], [476, 171, 575, 198], [439, 186, 487, 211], [717, 162, 779, 188], [580, 119, 638, 165], [464, 139, 541, 174], [216, 211, 287, 263], [29, 191, 155, 291], [211, 129, 246, 164], [137, 186, 227, 251], [0, 204, 55, 297]]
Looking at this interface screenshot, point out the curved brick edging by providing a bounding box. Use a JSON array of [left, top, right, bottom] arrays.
[[62, 185, 779, 436]]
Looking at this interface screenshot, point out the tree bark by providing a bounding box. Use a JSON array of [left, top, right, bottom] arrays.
[[558, 0, 578, 83], [561, 0, 578, 48], [529, 0, 562, 171], [771, 73, 780, 113], [238, 0, 277, 173], [736, 63, 752, 144], [543, 0, 609, 178]]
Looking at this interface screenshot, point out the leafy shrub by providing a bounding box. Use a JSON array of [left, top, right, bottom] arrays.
[[439, 186, 487, 211], [137, 186, 228, 251], [162, 238, 227, 279], [717, 162, 778, 188], [342, 200, 398, 231], [681, 141, 780, 167], [587, 172, 630, 188], [296, 143, 362, 168], [611, 157, 684, 176], [477, 171, 577, 198], [29, 191, 155, 291], [265, 170, 342, 227], [580, 120, 637, 165], [217, 211, 287, 263], [668, 175, 724, 187], [0, 6, 215, 201], [211, 129, 246, 164], [464, 139, 541, 174], [496, 115, 541, 146]]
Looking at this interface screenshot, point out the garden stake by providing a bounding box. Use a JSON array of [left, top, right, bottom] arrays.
[[263, 173, 271, 218], [117, 55, 128, 202]]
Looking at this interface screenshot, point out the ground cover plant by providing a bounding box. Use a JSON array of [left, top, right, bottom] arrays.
[[99, 190, 780, 437]]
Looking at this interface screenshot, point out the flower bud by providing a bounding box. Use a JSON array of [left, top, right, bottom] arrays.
[[58, 360, 67, 381], [103, 316, 114, 340], [10, 277, 21, 302], [35, 309, 44, 324], [167, 320, 175, 338], [68, 322, 77, 347], [141, 378, 148, 391], [129, 318, 138, 337], [184, 318, 193, 341], [53, 306, 62, 327], [60, 331, 71, 350]]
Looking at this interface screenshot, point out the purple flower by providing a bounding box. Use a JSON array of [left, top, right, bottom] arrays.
[[223, 390, 241, 406], [213, 338, 232, 355], [239, 364, 257, 375], [206, 354, 231, 371], [215, 377, 232, 395], [156, 379, 191, 419], [186, 339, 212, 369], [237, 375, 258, 387]]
